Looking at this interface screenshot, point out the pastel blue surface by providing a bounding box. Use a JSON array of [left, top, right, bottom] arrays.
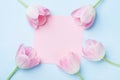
[[0, 0, 120, 80]]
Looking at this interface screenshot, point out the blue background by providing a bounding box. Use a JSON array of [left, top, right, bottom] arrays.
[[0, 0, 120, 80]]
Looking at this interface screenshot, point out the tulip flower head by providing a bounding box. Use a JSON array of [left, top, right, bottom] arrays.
[[26, 5, 50, 29], [71, 5, 96, 29], [16, 44, 40, 69], [58, 52, 80, 74], [82, 39, 120, 67], [58, 52, 84, 80], [6, 44, 40, 80], [82, 39, 105, 61]]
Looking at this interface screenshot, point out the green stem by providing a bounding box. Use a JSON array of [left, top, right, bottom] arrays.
[[93, 0, 102, 8], [6, 66, 19, 80], [103, 58, 120, 67], [76, 72, 84, 80], [18, 0, 28, 8]]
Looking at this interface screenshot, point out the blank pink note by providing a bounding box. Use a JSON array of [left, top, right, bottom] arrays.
[[34, 16, 84, 64]]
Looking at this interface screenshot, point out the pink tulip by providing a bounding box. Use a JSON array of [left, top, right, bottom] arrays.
[[71, 5, 96, 29], [58, 52, 80, 74], [6, 44, 40, 80], [26, 5, 50, 29], [16, 44, 40, 69], [82, 39, 105, 61]]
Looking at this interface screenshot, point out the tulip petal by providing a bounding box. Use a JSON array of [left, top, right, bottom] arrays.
[[16, 54, 30, 69]]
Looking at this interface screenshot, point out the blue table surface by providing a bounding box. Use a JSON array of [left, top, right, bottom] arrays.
[[0, 0, 120, 80]]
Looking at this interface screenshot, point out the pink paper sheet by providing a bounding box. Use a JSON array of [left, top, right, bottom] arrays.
[[34, 16, 84, 64]]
